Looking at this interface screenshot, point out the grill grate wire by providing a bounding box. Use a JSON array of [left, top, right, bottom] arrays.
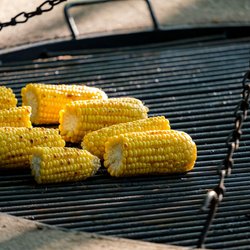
[[0, 36, 250, 249]]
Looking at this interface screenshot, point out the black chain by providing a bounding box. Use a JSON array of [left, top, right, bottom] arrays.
[[2, 1, 250, 246], [0, 0, 67, 31], [197, 69, 250, 248]]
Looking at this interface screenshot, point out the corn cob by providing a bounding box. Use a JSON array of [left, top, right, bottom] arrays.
[[0, 106, 32, 128], [21, 83, 108, 124], [0, 127, 65, 168], [0, 86, 17, 110], [104, 130, 197, 177], [30, 147, 101, 184], [82, 116, 170, 159], [59, 97, 149, 143]]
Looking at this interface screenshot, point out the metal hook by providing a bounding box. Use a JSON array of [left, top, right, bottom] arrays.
[[201, 190, 218, 211]]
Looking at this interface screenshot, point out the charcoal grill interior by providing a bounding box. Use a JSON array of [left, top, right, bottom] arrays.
[[0, 29, 250, 249]]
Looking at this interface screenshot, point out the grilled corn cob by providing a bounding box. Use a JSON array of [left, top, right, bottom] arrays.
[[21, 83, 108, 124], [0, 86, 17, 109], [82, 116, 170, 159], [104, 130, 197, 177], [59, 97, 149, 143], [0, 127, 65, 168], [31, 147, 101, 184], [0, 106, 32, 128]]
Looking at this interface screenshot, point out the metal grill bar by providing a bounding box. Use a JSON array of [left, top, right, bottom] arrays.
[[0, 35, 250, 249], [1, 50, 249, 83]]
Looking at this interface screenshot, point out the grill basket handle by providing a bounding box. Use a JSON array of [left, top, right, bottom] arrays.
[[64, 0, 160, 39]]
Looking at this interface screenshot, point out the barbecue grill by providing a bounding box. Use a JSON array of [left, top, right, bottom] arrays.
[[0, 1, 250, 249]]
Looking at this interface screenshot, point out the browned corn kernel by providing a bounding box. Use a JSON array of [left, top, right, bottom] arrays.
[[0, 86, 17, 110], [30, 147, 101, 184], [0, 127, 65, 168], [0, 106, 32, 128], [104, 130, 197, 177]]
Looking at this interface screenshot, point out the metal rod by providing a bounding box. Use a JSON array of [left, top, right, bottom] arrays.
[[145, 0, 160, 31], [64, 0, 160, 40]]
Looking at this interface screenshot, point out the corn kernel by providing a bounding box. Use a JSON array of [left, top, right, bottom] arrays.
[[82, 116, 170, 159], [0, 127, 65, 168], [104, 130, 197, 177], [21, 83, 107, 124], [60, 97, 149, 143]]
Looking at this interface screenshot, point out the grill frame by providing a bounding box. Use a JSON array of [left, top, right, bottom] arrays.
[[1, 26, 250, 63], [0, 27, 250, 249]]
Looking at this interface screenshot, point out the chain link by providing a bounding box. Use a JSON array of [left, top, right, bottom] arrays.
[[0, 0, 67, 31], [197, 69, 250, 248], [2, 1, 250, 246]]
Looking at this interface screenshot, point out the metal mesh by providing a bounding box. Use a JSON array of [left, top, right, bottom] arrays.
[[0, 36, 250, 249]]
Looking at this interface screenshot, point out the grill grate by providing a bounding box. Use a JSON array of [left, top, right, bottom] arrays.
[[0, 36, 250, 249]]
